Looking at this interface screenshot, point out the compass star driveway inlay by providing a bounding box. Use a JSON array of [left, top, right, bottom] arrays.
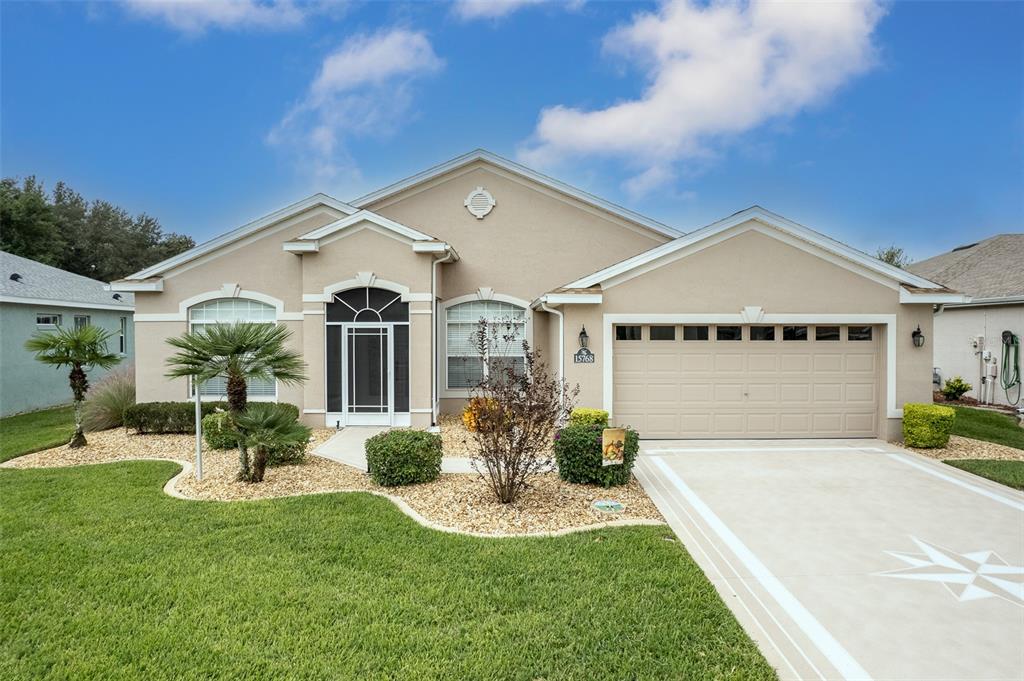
[[634, 440, 1024, 681]]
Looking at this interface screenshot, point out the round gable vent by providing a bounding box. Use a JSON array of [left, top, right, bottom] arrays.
[[464, 186, 495, 220]]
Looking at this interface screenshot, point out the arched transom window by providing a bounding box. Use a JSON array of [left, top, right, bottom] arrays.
[[446, 300, 526, 389], [189, 298, 277, 397], [326, 287, 409, 323]]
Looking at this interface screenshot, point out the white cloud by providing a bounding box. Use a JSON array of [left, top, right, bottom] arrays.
[[452, 0, 582, 21], [267, 29, 443, 181], [119, 0, 344, 34], [519, 0, 885, 197]]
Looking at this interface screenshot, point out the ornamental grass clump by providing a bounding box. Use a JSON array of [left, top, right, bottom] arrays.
[[82, 368, 135, 432], [467, 319, 579, 504]]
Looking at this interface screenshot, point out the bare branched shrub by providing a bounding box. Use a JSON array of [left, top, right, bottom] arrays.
[[467, 319, 578, 504]]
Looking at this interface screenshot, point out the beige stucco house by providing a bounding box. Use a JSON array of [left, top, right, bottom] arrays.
[[111, 150, 965, 439]]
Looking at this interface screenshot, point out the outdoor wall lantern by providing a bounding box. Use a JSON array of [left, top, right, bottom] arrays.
[[579, 325, 589, 349], [912, 325, 925, 348]]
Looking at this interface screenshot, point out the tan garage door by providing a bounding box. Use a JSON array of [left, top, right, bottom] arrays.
[[612, 324, 880, 438]]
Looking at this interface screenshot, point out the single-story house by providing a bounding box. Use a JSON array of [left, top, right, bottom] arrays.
[[0, 250, 135, 417], [908, 234, 1023, 407], [111, 150, 964, 439]]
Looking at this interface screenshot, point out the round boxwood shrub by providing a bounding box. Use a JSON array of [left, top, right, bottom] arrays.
[[903, 403, 956, 448], [568, 407, 609, 428], [202, 411, 237, 449], [553, 423, 638, 487], [365, 429, 442, 486]]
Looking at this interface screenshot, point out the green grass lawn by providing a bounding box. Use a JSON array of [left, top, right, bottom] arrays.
[[945, 460, 1024, 491], [0, 462, 775, 680], [949, 405, 1024, 450], [0, 406, 74, 463]]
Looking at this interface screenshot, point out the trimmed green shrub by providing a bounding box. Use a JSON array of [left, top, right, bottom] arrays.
[[554, 423, 638, 487], [941, 376, 973, 401], [365, 429, 442, 487], [126, 401, 298, 435], [903, 403, 956, 448], [569, 408, 610, 428], [83, 368, 135, 432], [201, 412, 237, 449]]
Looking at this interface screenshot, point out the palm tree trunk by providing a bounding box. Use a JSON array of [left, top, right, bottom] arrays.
[[251, 446, 268, 483], [226, 372, 250, 481], [68, 364, 88, 448]]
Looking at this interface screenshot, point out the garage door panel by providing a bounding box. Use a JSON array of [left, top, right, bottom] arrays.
[[613, 324, 879, 438]]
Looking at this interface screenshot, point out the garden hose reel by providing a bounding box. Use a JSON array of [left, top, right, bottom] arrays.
[[1001, 330, 1021, 405]]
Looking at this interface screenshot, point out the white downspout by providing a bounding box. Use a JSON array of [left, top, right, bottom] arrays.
[[431, 250, 456, 426], [538, 298, 565, 408]]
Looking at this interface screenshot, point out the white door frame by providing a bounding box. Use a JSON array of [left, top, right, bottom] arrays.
[[325, 321, 411, 428]]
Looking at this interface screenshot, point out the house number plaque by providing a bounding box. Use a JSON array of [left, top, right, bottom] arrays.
[[573, 348, 595, 364]]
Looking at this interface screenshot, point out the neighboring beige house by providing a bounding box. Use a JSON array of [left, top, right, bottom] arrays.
[[111, 150, 964, 439], [908, 234, 1024, 408]]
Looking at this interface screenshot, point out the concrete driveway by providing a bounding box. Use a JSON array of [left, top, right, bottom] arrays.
[[634, 439, 1024, 681]]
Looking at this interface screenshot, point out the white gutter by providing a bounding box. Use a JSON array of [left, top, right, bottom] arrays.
[[431, 248, 457, 424], [537, 300, 565, 407]]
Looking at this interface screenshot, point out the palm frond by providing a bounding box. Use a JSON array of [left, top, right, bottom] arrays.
[[25, 325, 122, 370]]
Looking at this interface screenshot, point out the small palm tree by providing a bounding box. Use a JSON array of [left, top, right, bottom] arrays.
[[235, 404, 312, 482], [25, 325, 122, 448], [165, 322, 306, 481]]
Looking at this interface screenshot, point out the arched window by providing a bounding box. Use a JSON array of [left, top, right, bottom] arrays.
[[446, 300, 526, 389], [189, 298, 277, 397], [326, 287, 409, 322]]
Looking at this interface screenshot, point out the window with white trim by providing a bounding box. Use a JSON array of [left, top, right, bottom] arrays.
[[119, 317, 128, 354], [74, 315, 91, 329], [189, 298, 277, 397], [446, 300, 526, 389], [36, 313, 61, 327]]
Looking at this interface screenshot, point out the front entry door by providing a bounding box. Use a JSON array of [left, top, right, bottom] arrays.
[[344, 325, 392, 425]]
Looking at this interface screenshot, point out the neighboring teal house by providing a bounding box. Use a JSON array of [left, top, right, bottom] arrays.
[[0, 251, 134, 417]]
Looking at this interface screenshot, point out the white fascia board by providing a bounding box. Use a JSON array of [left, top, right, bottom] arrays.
[[299, 209, 436, 242], [0, 295, 135, 312], [124, 194, 357, 280], [108, 280, 164, 292], [283, 241, 319, 253], [565, 206, 946, 291], [533, 293, 604, 308], [942, 294, 1024, 308], [899, 289, 971, 304], [349, 149, 682, 240], [411, 241, 449, 254]]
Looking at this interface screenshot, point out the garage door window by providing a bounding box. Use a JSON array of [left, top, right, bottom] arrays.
[[683, 325, 709, 341], [815, 326, 841, 341], [716, 325, 742, 341], [783, 325, 807, 341], [616, 325, 642, 341], [649, 325, 676, 341], [848, 326, 873, 341], [750, 325, 775, 341]]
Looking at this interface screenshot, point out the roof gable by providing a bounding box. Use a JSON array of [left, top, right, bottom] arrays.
[[350, 149, 682, 240], [122, 193, 358, 281], [564, 206, 947, 292]]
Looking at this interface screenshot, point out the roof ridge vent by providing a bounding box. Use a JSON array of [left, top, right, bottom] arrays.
[[951, 242, 979, 252]]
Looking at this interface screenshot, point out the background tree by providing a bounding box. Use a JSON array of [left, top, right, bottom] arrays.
[[467, 320, 578, 504], [164, 323, 307, 482], [0, 176, 195, 281], [25, 325, 122, 448], [876, 244, 910, 269]]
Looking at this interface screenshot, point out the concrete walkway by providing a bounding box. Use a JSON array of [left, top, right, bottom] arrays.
[[313, 427, 476, 473], [635, 438, 1024, 681]]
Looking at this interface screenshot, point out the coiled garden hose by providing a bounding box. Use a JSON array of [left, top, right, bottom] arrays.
[[1002, 331, 1021, 405]]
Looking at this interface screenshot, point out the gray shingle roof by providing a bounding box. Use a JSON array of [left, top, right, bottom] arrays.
[[0, 251, 134, 309], [907, 234, 1024, 299]]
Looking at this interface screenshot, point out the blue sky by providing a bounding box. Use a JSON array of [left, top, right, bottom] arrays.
[[2, 1, 1021, 261]]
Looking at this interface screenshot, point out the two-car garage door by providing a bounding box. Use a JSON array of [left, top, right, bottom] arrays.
[[612, 323, 880, 438]]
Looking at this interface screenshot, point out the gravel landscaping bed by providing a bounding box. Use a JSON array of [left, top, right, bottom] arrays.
[[2, 428, 664, 535], [904, 434, 1024, 462], [439, 413, 478, 457]]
